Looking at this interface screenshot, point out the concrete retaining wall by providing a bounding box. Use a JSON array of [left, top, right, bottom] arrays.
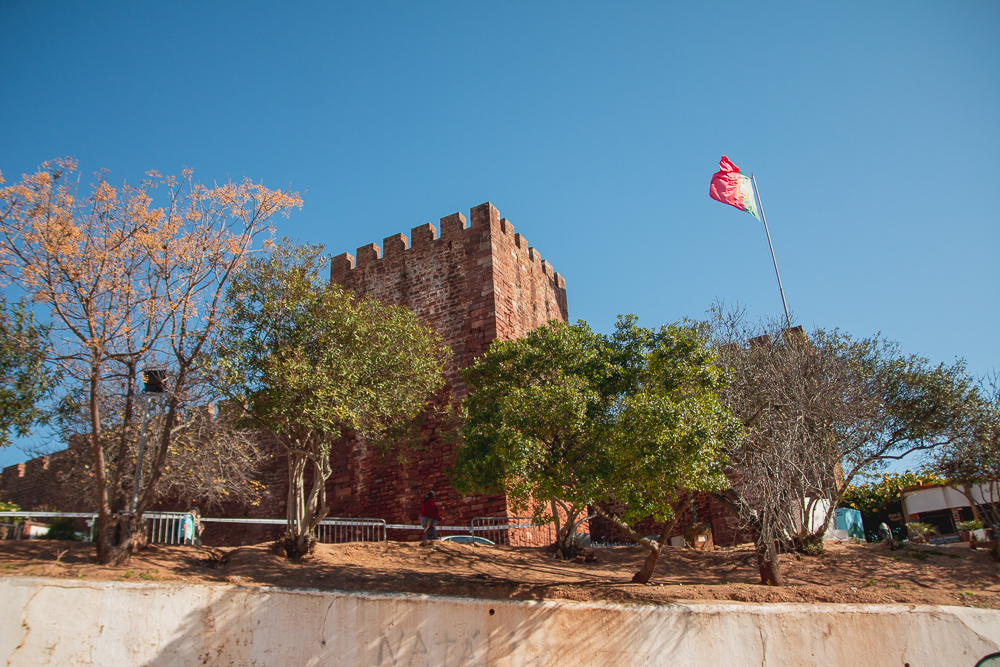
[[2, 577, 998, 666]]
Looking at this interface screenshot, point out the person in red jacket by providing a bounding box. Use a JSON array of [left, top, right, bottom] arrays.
[[419, 491, 442, 541]]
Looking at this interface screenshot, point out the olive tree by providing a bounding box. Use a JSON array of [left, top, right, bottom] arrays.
[[711, 305, 984, 585], [452, 316, 739, 582], [216, 242, 448, 558]]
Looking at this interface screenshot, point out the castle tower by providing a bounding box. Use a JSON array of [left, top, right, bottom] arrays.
[[326, 202, 568, 531]]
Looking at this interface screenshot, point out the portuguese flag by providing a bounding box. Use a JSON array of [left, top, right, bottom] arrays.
[[709, 156, 760, 220]]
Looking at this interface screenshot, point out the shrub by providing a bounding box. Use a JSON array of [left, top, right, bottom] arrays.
[[906, 521, 936, 540], [43, 517, 80, 541], [956, 520, 984, 532]]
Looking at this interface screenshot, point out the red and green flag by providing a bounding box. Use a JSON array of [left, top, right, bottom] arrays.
[[709, 156, 759, 220]]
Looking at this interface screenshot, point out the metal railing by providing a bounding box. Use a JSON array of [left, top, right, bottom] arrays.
[[189, 516, 387, 544], [0, 511, 98, 540], [315, 517, 386, 543], [0, 523, 24, 540], [471, 516, 552, 547], [0, 511, 565, 548], [144, 512, 190, 545], [0, 511, 388, 545]]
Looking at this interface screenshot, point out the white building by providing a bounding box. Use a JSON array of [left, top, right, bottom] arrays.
[[900, 483, 997, 539]]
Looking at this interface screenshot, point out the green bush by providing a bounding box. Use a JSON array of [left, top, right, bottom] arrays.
[[43, 517, 80, 541], [0, 500, 22, 524], [906, 521, 937, 539], [956, 519, 984, 532]]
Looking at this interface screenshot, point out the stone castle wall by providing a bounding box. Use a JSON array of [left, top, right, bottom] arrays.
[[0, 451, 82, 513], [325, 202, 568, 531]]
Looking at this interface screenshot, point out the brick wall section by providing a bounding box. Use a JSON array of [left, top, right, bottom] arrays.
[[0, 448, 88, 512], [326, 202, 568, 536], [470, 204, 568, 348], [706, 493, 753, 547]]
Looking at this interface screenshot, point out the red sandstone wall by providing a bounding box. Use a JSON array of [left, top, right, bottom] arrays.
[[481, 207, 568, 343], [0, 451, 86, 512], [330, 202, 567, 390], [327, 202, 568, 534]]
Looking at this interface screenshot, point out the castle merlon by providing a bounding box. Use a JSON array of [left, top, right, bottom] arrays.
[[329, 202, 565, 289]]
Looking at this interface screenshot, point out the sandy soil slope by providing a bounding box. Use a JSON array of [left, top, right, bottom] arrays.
[[2, 539, 998, 608]]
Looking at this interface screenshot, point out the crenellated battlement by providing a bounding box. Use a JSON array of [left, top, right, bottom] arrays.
[[317, 201, 570, 524], [330, 202, 565, 291]]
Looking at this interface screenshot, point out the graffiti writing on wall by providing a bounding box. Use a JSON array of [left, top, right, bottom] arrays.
[[374, 628, 544, 667]]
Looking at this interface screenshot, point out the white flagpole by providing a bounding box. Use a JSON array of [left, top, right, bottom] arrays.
[[750, 173, 792, 329]]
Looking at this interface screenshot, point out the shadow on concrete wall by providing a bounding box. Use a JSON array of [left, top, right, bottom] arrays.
[[143, 584, 697, 666]]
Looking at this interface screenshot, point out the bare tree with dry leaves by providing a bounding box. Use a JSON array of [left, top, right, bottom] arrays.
[[927, 372, 1000, 554], [710, 304, 982, 585], [0, 158, 301, 565]]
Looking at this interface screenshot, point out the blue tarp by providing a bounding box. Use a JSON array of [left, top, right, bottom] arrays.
[[834, 508, 865, 539]]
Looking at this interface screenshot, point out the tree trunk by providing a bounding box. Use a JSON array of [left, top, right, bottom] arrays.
[[282, 447, 330, 559], [550, 498, 566, 550], [549, 498, 589, 558], [550, 498, 574, 555], [755, 538, 784, 586], [108, 362, 137, 513], [630, 517, 680, 584], [283, 452, 314, 558], [593, 500, 682, 584], [89, 368, 120, 566], [96, 514, 145, 566], [710, 491, 785, 585], [632, 548, 662, 584]]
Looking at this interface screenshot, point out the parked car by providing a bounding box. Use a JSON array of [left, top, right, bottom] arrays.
[[441, 535, 495, 546]]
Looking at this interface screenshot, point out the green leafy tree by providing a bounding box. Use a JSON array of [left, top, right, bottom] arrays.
[[217, 242, 448, 558], [452, 320, 603, 557], [0, 299, 58, 447], [452, 316, 739, 582], [0, 500, 23, 540]]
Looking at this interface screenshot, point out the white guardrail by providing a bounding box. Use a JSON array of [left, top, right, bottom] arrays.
[[0, 512, 555, 546], [0, 511, 390, 545]]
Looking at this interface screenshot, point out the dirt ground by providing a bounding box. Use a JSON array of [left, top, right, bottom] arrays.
[[2, 539, 999, 609]]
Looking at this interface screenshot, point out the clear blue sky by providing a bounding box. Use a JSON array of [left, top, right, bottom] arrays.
[[1, 1, 997, 470]]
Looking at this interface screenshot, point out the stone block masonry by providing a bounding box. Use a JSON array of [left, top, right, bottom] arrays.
[[331, 202, 567, 392], [326, 202, 569, 531], [0, 451, 79, 512]]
